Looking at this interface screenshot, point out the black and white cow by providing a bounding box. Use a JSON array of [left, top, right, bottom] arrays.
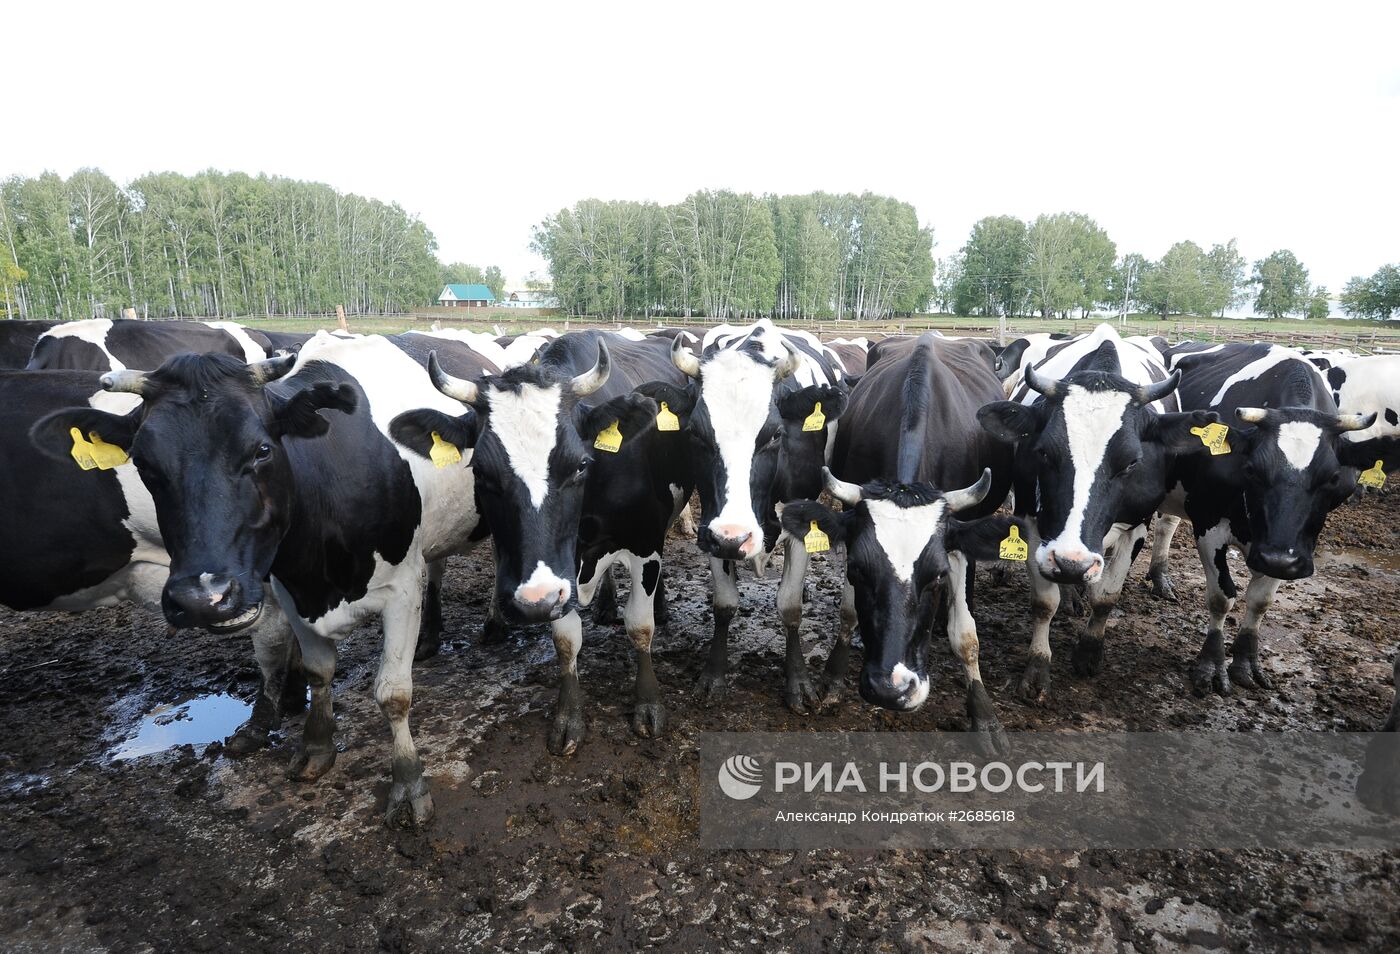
[[780, 334, 1017, 752], [0, 320, 58, 369], [1154, 341, 1376, 695], [978, 323, 1220, 699], [667, 319, 856, 712], [33, 332, 487, 828], [993, 332, 1079, 384], [10, 368, 303, 753], [27, 318, 271, 371], [392, 331, 691, 752], [1326, 354, 1400, 475]]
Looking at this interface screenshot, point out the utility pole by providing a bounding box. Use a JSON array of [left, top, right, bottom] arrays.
[[1119, 260, 1137, 329]]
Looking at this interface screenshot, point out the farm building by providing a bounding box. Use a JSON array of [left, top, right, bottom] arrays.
[[437, 283, 496, 307], [500, 287, 559, 308]]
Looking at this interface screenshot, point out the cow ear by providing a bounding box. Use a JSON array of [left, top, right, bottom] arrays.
[[268, 382, 357, 439], [633, 380, 696, 421], [978, 402, 1039, 443], [945, 515, 1022, 561], [1336, 435, 1399, 471], [777, 384, 847, 424], [779, 499, 848, 549], [577, 393, 659, 443], [389, 408, 479, 460], [1144, 410, 1222, 453], [30, 405, 142, 462]]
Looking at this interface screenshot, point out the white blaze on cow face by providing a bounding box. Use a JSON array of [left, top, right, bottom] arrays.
[[863, 497, 947, 584], [700, 349, 778, 556], [1276, 421, 1322, 471], [515, 559, 572, 607], [486, 383, 564, 509], [1036, 385, 1132, 580]]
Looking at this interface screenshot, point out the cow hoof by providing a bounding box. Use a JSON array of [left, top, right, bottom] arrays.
[[1190, 656, 1231, 697], [548, 709, 586, 757], [384, 778, 435, 830], [971, 720, 1011, 759], [695, 669, 728, 702], [1018, 656, 1051, 702], [816, 676, 846, 711], [414, 634, 441, 662], [1228, 656, 1273, 691], [632, 701, 667, 738], [224, 722, 271, 757], [1147, 571, 1178, 602], [288, 748, 337, 782], [1357, 734, 1400, 815], [480, 617, 510, 646], [784, 675, 822, 715], [1071, 639, 1105, 677], [592, 605, 619, 627]]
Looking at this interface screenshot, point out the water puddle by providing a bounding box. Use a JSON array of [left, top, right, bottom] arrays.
[[110, 693, 250, 760], [1319, 548, 1400, 574]]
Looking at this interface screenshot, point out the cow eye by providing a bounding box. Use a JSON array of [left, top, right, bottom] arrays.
[[575, 458, 590, 476], [253, 442, 273, 463]]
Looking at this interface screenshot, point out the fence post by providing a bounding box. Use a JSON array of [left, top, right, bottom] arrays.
[[998, 316, 1006, 346], [336, 305, 347, 332]]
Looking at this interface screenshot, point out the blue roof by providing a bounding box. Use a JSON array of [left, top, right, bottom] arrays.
[[442, 283, 495, 301]]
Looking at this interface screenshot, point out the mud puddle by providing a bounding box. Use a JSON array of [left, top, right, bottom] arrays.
[[109, 692, 251, 760]]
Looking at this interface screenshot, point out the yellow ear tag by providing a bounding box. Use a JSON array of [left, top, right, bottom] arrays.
[[656, 402, 680, 432], [999, 525, 1029, 562], [802, 401, 826, 432], [428, 431, 462, 469], [1190, 421, 1232, 455], [69, 427, 98, 470], [1359, 460, 1387, 490], [87, 432, 129, 470], [803, 520, 830, 553], [594, 420, 622, 453]]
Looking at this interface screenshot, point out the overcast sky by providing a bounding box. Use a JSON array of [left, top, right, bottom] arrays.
[[9, 1, 1398, 293]]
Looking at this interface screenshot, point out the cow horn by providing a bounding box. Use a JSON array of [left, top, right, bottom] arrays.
[[428, 351, 478, 404], [671, 335, 700, 378], [943, 468, 993, 513], [570, 341, 610, 396], [1024, 365, 1062, 399], [1235, 407, 1270, 425], [823, 467, 862, 507], [1334, 411, 1377, 432], [1135, 369, 1181, 405], [248, 354, 297, 387], [100, 369, 147, 395], [775, 339, 802, 380]]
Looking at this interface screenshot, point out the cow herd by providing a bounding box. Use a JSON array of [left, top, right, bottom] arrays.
[[2, 316, 1398, 827]]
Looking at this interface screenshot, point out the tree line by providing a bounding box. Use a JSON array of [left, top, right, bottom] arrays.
[[0, 169, 446, 320], [530, 191, 934, 320], [1340, 264, 1400, 320]]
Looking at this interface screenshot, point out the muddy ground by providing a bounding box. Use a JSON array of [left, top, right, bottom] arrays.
[[2, 491, 1398, 953]]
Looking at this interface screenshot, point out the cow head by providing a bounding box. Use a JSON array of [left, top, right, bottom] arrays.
[[1227, 405, 1377, 578], [391, 344, 655, 624], [30, 353, 356, 632], [781, 469, 1012, 711], [978, 349, 1218, 584], [671, 328, 844, 562]]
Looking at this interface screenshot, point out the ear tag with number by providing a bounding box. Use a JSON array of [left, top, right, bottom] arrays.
[[1359, 460, 1387, 490], [802, 402, 826, 432], [1190, 421, 1232, 455], [69, 427, 98, 470], [656, 402, 680, 432], [999, 525, 1029, 562], [429, 431, 462, 469], [594, 420, 622, 453], [803, 520, 830, 553], [87, 432, 129, 470]]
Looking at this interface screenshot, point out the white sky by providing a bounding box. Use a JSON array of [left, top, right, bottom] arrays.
[[8, 1, 1399, 294]]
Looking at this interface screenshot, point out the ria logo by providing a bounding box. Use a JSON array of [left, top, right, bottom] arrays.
[[718, 754, 764, 800]]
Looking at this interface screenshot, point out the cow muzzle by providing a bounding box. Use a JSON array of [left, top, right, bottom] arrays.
[[859, 663, 930, 712], [1249, 546, 1313, 580], [1038, 545, 1105, 584], [163, 574, 265, 633], [510, 576, 572, 623], [701, 522, 760, 561]]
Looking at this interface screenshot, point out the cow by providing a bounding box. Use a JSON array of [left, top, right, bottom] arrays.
[[391, 330, 690, 753], [666, 319, 855, 712], [1325, 354, 1400, 475], [0, 320, 58, 369], [9, 368, 303, 754], [977, 323, 1220, 699], [780, 333, 1016, 752], [33, 332, 487, 828], [1152, 341, 1377, 695], [27, 318, 271, 371], [993, 332, 1079, 386]]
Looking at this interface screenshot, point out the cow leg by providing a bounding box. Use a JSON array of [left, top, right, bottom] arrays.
[[1060, 584, 1087, 618], [697, 557, 739, 700], [1228, 572, 1282, 690], [1072, 524, 1145, 677], [1357, 648, 1400, 814], [1020, 527, 1061, 701], [415, 559, 445, 661], [481, 588, 510, 645], [653, 566, 671, 628], [288, 630, 339, 782], [226, 607, 298, 756], [947, 553, 1007, 757], [548, 610, 587, 755], [1147, 514, 1182, 601], [591, 566, 620, 627], [817, 581, 857, 708], [778, 539, 820, 713], [378, 591, 433, 829], [624, 552, 665, 738], [1190, 521, 1237, 696]]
